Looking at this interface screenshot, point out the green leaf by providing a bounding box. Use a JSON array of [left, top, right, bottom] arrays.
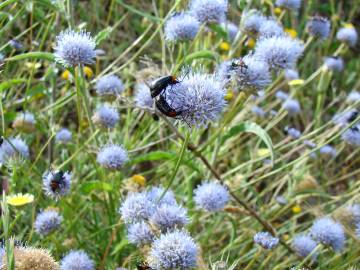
[[111, 238, 129, 256], [184, 50, 217, 63], [222, 122, 275, 164], [80, 181, 113, 194], [95, 27, 113, 45], [5, 52, 54, 62], [128, 151, 175, 165]]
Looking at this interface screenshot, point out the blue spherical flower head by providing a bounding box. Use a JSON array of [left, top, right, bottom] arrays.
[[150, 204, 189, 232], [60, 250, 94, 270], [292, 234, 318, 260], [346, 91, 360, 104], [55, 128, 72, 144], [285, 127, 301, 139], [310, 217, 345, 252], [96, 144, 128, 170], [341, 127, 360, 146], [221, 21, 239, 41], [275, 90, 289, 101], [164, 71, 227, 127], [54, 29, 96, 67], [134, 83, 154, 109], [0, 137, 29, 164], [146, 186, 177, 206], [324, 56, 344, 72], [119, 192, 156, 224], [240, 9, 266, 36], [332, 109, 358, 127], [165, 12, 200, 42], [127, 221, 155, 246], [252, 106, 266, 118], [258, 18, 284, 38], [253, 231, 279, 249], [92, 105, 119, 129], [34, 210, 62, 236], [43, 170, 71, 199], [336, 26, 358, 47], [307, 16, 331, 40], [189, 0, 228, 24], [95, 75, 125, 100], [282, 98, 301, 116], [254, 36, 304, 70], [232, 55, 272, 92], [319, 145, 337, 158], [284, 69, 299, 81], [275, 0, 301, 11], [194, 181, 229, 212], [149, 230, 198, 270]]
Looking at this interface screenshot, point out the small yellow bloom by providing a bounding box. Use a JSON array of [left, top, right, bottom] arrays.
[[224, 89, 234, 101], [285, 28, 298, 38], [283, 234, 290, 241], [246, 38, 256, 49], [274, 7, 282, 16], [83, 66, 94, 79], [257, 148, 270, 157], [7, 193, 34, 206], [61, 70, 71, 80], [219, 42, 230, 51], [131, 174, 146, 186], [25, 62, 41, 69], [292, 205, 302, 214], [288, 79, 304, 86], [344, 23, 354, 29]]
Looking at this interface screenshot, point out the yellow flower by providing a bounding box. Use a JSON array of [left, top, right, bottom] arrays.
[[274, 7, 282, 16], [288, 79, 304, 86], [224, 89, 234, 101], [246, 38, 256, 49], [7, 193, 34, 206], [344, 23, 354, 29], [219, 42, 230, 51], [292, 205, 302, 214], [131, 174, 146, 186], [25, 62, 41, 70], [283, 234, 290, 241], [61, 70, 71, 80], [257, 148, 270, 157], [83, 66, 94, 79], [285, 28, 297, 38]]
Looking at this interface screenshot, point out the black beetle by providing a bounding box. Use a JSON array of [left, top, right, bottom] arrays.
[[150, 75, 180, 98], [155, 94, 182, 118]]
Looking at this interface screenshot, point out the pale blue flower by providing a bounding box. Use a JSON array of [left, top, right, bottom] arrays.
[[95, 75, 125, 99], [324, 56, 344, 72], [253, 231, 279, 249], [275, 90, 289, 101], [55, 128, 72, 144], [92, 105, 119, 129], [240, 10, 266, 35], [285, 127, 301, 139], [54, 29, 96, 67], [284, 69, 299, 81], [165, 12, 200, 42], [146, 186, 177, 206], [34, 210, 62, 236], [60, 250, 94, 270], [43, 170, 72, 199], [149, 230, 198, 270], [310, 217, 345, 252], [254, 36, 304, 69], [221, 21, 239, 41], [282, 98, 301, 116], [96, 144, 128, 170], [252, 106, 266, 118], [127, 221, 155, 246], [258, 18, 284, 38], [336, 27, 358, 47], [134, 83, 154, 109], [341, 127, 360, 146], [0, 137, 29, 164], [307, 16, 331, 40], [275, 0, 301, 11], [292, 234, 318, 260], [319, 145, 337, 158], [150, 204, 189, 232], [194, 181, 229, 212], [189, 0, 228, 23], [119, 192, 155, 223], [346, 91, 360, 104]]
